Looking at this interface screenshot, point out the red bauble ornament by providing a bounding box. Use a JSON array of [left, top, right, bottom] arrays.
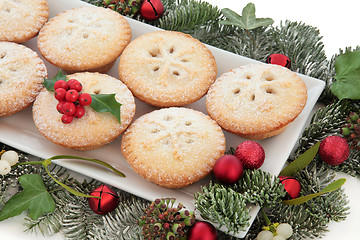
[[188, 221, 217, 240], [213, 154, 244, 184], [88, 185, 119, 215], [266, 53, 291, 69], [319, 135, 350, 166], [279, 176, 301, 200], [235, 141, 265, 170], [140, 0, 164, 21]]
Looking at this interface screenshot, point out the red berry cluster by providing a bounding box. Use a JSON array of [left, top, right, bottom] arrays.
[[54, 79, 92, 124]]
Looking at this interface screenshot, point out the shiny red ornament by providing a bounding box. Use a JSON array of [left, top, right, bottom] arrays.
[[235, 141, 265, 170], [140, 0, 164, 21], [279, 176, 301, 200], [213, 154, 244, 184], [266, 53, 291, 69], [88, 185, 119, 215], [319, 135, 350, 166], [188, 221, 217, 240]]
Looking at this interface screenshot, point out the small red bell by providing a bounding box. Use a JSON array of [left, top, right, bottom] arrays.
[[88, 185, 119, 215], [279, 176, 301, 200], [140, 0, 164, 21], [266, 53, 291, 69]]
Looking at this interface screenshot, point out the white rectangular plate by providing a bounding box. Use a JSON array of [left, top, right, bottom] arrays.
[[0, 0, 325, 237]]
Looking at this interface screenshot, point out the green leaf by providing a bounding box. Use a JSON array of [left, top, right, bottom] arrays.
[[43, 70, 66, 91], [219, 3, 274, 30], [279, 142, 320, 176], [283, 178, 346, 205], [43, 165, 98, 199], [0, 174, 55, 221], [90, 94, 122, 124], [331, 51, 360, 100], [47, 155, 125, 177]]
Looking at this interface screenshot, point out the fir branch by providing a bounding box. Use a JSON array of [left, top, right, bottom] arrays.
[[220, 27, 274, 62], [270, 21, 329, 80], [156, 0, 222, 33], [89, 194, 148, 240], [297, 162, 349, 223], [233, 169, 286, 208], [332, 149, 360, 177], [194, 182, 250, 234], [24, 207, 63, 236], [24, 166, 103, 238], [294, 100, 352, 159]]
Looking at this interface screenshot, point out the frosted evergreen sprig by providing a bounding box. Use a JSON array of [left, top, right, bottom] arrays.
[[233, 169, 286, 208], [89, 194, 148, 240], [156, 0, 222, 33], [297, 162, 349, 223], [332, 149, 360, 177], [270, 20, 329, 80], [194, 182, 250, 234], [23, 165, 104, 238], [294, 100, 351, 159]]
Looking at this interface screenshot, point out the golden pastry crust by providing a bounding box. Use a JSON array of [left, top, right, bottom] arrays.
[[37, 6, 131, 73], [0, 42, 47, 117], [119, 31, 217, 107], [121, 107, 226, 188], [0, 0, 49, 43], [33, 72, 136, 150], [206, 64, 308, 140]]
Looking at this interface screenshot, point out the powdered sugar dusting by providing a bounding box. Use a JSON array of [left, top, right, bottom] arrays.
[[0, 42, 47, 117], [37, 6, 131, 72], [119, 31, 217, 107], [0, 0, 49, 43], [121, 107, 225, 188], [206, 64, 308, 139]]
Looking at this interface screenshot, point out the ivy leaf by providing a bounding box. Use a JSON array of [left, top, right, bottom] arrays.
[[331, 51, 360, 100], [283, 178, 346, 205], [0, 174, 55, 221], [279, 142, 320, 176], [90, 94, 122, 124], [43, 70, 66, 91], [219, 3, 274, 30]]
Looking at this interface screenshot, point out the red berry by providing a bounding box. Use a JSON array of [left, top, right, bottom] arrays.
[[61, 114, 73, 124], [74, 105, 85, 118], [79, 93, 92, 106], [54, 80, 68, 90], [67, 79, 77, 86], [63, 102, 76, 116], [67, 79, 82, 92], [56, 101, 66, 114], [65, 89, 79, 102], [54, 88, 67, 101]]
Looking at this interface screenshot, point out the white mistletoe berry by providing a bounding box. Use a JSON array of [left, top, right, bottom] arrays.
[[0, 160, 11, 175], [256, 230, 273, 240], [273, 235, 286, 240], [1, 150, 19, 166], [276, 223, 293, 238]]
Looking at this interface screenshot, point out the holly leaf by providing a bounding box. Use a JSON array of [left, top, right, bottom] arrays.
[[283, 178, 346, 205], [279, 142, 320, 176], [331, 51, 360, 100], [43, 70, 67, 91], [219, 3, 274, 30], [0, 174, 55, 221], [90, 94, 122, 124]]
